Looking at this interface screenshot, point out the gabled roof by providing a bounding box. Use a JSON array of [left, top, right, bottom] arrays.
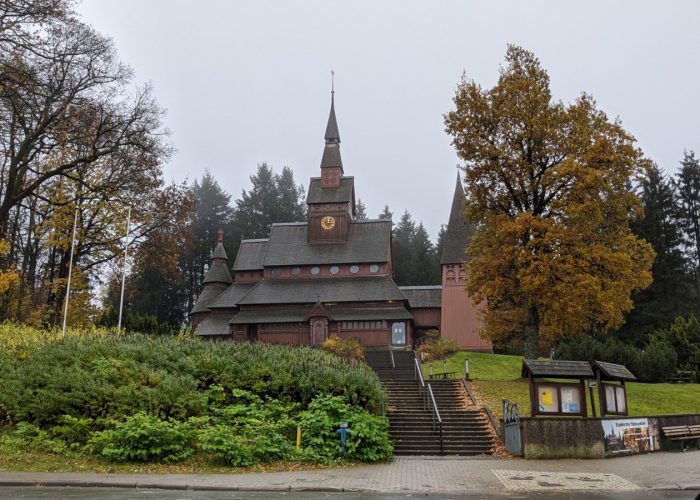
[[232, 239, 268, 271], [306, 301, 333, 320], [237, 276, 405, 305], [441, 174, 476, 265], [191, 283, 228, 315], [208, 282, 257, 309], [592, 360, 637, 381], [307, 177, 354, 204], [522, 359, 594, 379], [399, 286, 442, 308], [202, 261, 232, 285], [263, 220, 391, 267]]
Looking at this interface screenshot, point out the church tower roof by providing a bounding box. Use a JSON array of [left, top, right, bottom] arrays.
[[202, 229, 233, 285], [324, 92, 340, 143], [441, 174, 476, 265], [320, 91, 343, 172]]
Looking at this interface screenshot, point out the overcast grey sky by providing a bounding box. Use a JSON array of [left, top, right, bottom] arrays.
[[77, 0, 699, 239]]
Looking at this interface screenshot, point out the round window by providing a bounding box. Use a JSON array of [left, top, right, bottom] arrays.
[[330, 265, 340, 275], [369, 264, 379, 273], [271, 268, 281, 277], [310, 266, 320, 275], [291, 267, 301, 275], [349, 265, 359, 274]]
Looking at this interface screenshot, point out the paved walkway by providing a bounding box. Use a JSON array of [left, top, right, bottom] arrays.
[[0, 451, 700, 494], [0, 452, 698, 494]]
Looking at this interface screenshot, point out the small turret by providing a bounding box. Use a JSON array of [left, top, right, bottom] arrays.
[[191, 229, 232, 328]]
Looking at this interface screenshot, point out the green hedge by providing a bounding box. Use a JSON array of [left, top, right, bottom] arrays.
[[0, 330, 391, 465], [0, 334, 386, 427]]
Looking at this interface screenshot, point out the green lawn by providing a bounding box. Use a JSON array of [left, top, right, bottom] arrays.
[[423, 351, 700, 420]]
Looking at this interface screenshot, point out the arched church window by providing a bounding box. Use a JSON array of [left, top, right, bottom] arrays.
[[458, 270, 467, 283], [446, 270, 456, 284]]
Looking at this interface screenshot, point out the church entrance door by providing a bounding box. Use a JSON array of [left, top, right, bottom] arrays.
[[311, 320, 326, 346]]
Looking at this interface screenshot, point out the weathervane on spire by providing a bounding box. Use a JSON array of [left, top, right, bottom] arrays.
[[331, 70, 335, 94]]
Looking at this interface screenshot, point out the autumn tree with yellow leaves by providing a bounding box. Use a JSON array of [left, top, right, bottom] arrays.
[[444, 46, 655, 358]]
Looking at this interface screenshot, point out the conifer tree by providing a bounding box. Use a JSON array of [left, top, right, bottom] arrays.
[[619, 164, 692, 343], [674, 151, 700, 298]]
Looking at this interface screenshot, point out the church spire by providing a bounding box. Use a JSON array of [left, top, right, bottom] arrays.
[[440, 173, 476, 265], [320, 77, 343, 173], [324, 91, 340, 143]]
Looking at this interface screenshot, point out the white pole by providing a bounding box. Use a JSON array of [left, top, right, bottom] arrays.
[[62, 206, 79, 338], [117, 206, 131, 332]]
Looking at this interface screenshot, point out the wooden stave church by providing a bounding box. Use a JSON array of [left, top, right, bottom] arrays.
[[191, 92, 492, 351]]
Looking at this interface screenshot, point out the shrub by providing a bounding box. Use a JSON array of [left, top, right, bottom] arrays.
[[0, 332, 386, 426], [90, 413, 195, 462], [657, 315, 700, 378], [638, 338, 677, 383], [298, 395, 392, 463], [554, 333, 677, 383], [199, 425, 293, 466], [417, 337, 460, 362], [322, 335, 365, 363]]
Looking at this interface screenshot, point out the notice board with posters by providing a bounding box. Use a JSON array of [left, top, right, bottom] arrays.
[[601, 418, 661, 456]]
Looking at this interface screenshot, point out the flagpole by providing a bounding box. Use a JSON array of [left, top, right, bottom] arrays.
[[62, 206, 79, 338], [117, 206, 131, 333]]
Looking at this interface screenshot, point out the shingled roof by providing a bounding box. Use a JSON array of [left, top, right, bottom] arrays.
[[399, 286, 442, 308], [232, 239, 268, 271], [208, 282, 256, 309], [307, 177, 354, 204], [229, 309, 309, 324], [202, 261, 232, 285], [325, 93, 340, 142], [441, 174, 476, 265], [195, 314, 232, 337], [522, 359, 594, 379], [331, 307, 412, 321], [592, 360, 637, 381], [320, 143, 343, 170], [237, 276, 405, 305], [211, 241, 228, 260], [191, 283, 228, 315], [263, 220, 391, 267]]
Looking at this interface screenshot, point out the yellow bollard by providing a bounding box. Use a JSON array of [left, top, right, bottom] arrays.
[[296, 425, 302, 449]]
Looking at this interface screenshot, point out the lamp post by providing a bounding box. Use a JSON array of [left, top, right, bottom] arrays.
[[61, 206, 79, 338]]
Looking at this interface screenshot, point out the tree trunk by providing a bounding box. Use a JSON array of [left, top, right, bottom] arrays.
[[523, 306, 540, 359]]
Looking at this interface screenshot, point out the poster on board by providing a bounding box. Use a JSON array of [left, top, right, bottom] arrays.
[[602, 418, 660, 455]]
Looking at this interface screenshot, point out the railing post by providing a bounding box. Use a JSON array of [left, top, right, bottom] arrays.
[[465, 357, 470, 380], [443, 361, 447, 377]]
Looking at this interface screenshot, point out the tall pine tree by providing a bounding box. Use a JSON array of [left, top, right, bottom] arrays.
[[674, 151, 700, 299], [618, 163, 692, 344]]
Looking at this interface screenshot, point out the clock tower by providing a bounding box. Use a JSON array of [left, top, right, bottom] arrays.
[[307, 90, 355, 243]]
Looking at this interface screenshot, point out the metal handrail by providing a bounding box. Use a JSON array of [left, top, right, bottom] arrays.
[[427, 383, 444, 453], [415, 355, 444, 453], [414, 356, 428, 410], [389, 349, 395, 370]]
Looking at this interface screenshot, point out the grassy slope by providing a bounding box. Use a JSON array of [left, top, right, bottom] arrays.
[[424, 351, 700, 420]]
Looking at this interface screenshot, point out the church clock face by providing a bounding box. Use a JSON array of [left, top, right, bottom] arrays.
[[321, 216, 336, 230]]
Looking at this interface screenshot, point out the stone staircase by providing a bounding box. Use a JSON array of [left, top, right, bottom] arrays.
[[365, 349, 495, 456]]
